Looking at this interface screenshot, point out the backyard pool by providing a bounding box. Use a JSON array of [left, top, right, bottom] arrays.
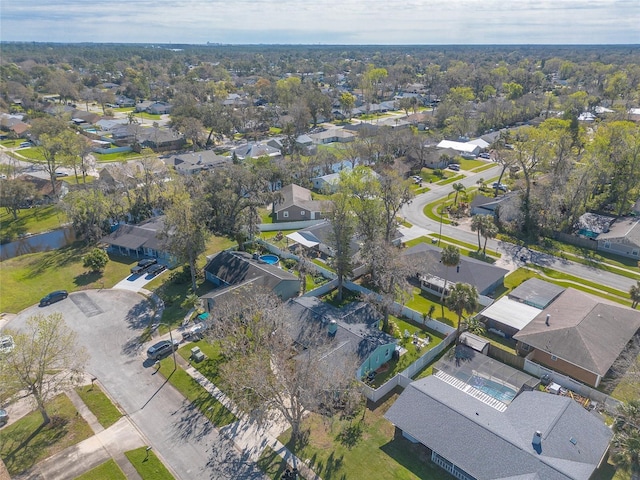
[[260, 254, 280, 265], [471, 375, 516, 403]]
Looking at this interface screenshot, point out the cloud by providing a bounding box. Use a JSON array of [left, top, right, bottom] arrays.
[[1, 0, 638, 44]]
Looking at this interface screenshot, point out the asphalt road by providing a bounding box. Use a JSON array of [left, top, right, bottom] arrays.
[[8, 289, 265, 480], [401, 165, 638, 293]]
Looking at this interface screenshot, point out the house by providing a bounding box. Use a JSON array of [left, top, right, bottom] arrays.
[[273, 184, 326, 222], [230, 142, 281, 160], [436, 140, 481, 157], [385, 373, 611, 480], [470, 192, 520, 223], [147, 102, 172, 115], [286, 220, 361, 258], [295, 134, 316, 155], [135, 101, 153, 113], [138, 127, 185, 151], [311, 171, 343, 193], [308, 128, 355, 145], [509, 278, 565, 309], [114, 95, 136, 107], [596, 217, 640, 259], [101, 216, 174, 263], [513, 288, 640, 388], [402, 243, 508, 297], [284, 296, 397, 380], [466, 137, 490, 150], [201, 250, 300, 310], [165, 151, 231, 175], [15, 174, 68, 204]]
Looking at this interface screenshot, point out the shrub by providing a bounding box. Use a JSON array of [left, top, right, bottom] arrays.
[[83, 248, 109, 272]]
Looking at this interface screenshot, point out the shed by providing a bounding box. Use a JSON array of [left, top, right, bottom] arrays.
[[459, 332, 489, 354]]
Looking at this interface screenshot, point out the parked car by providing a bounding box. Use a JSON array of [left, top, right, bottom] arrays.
[[478, 152, 491, 159], [147, 339, 179, 361], [131, 258, 158, 275], [448, 163, 460, 171], [19, 142, 32, 148], [39, 290, 68, 306], [0, 409, 8, 427], [55, 171, 69, 177], [492, 182, 508, 192], [0, 335, 15, 354], [146, 263, 166, 277]]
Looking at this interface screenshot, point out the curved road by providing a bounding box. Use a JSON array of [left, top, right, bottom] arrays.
[[401, 165, 639, 293], [9, 289, 265, 480]]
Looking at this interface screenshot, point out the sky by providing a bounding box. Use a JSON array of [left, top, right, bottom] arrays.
[[1, 0, 639, 45]]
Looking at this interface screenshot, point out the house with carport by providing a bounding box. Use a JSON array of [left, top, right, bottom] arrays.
[[513, 287, 640, 388]]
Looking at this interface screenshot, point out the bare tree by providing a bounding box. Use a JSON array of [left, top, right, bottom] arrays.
[[0, 313, 88, 425], [208, 288, 361, 456]]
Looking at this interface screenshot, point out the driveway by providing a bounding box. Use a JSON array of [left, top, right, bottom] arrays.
[[7, 290, 265, 480]]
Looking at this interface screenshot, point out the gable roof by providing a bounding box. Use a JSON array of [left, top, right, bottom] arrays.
[[513, 288, 640, 375], [101, 216, 167, 251], [274, 184, 325, 214], [202, 250, 298, 293], [597, 217, 640, 246], [385, 375, 612, 480], [402, 243, 508, 294], [167, 151, 230, 173]]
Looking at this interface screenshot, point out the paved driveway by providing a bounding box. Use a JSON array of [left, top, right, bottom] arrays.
[[8, 290, 265, 480]]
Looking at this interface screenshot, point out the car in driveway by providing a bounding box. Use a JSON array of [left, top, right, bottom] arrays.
[[448, 163, 460, 171], [147, 339, 179, 360], [131, 258, 158, 275], [39, 290, 68, 306], [146, 263, 166, 278], [492, 182, 508, 192]]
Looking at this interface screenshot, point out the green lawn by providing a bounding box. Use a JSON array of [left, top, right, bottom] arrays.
[[0, 205, 68, 243], [435, 174, 465, 186], [277, 393, 453, 480], [0, 139, 21, 147], [12, 148, 46, 161], [457, 158, 486, 170], [75, 384, 122, 429], [257, 446, 307, 480], [0, 394, 94, 476], [0, 245, 137, 313], [125, 446, 175, 480], [157, 357, 237, 427], [405, 287, 462, 328], [177, 340, 226, 385], [94, 151, 145, 162], [73, 459, 127, 480]]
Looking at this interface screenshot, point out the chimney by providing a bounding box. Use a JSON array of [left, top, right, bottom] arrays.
[[328, 319, 338, 337], [545, 314, 550, 326], [532, 430, 542, 446]]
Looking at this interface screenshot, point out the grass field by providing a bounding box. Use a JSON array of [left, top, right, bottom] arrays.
[[0, 205, 68, 243], [0, 245, 136, 313], [73, 459, 127, 480], [0, 394, 94, 476], [125, 446, 175, 480], [75, 384, 123, 429]]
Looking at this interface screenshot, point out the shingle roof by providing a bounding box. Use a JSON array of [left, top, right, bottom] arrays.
[[597, 217, 640, 245], [203, 250, 298, 292], [274, 184, 325, 214], [101, 217, 167, 251], [402, 243, 508, 295], [385, 376, 612, 480], [513, 288, 640, 375]]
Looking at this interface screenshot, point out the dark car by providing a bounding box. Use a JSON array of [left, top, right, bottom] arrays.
[[146, 263, 167, 277], [147, 339, 179, 361], [39, 290, 68, 306], [130, 258, 158, 275], [0, 409, 8, 427]]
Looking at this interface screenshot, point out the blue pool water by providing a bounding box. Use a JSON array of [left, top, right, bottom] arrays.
[[260, 254, 280, 265], [472, 376, 516, 402]]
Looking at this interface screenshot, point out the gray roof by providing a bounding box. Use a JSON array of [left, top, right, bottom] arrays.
[[385, 375, 612, 480], [514, 288, 640, 375], [167, 151, 230, 173], [597, 217, 640, 246], [274, 184, 326, 215], [101, 217, 167, 251], [284, 296, 395, 365], [203, 250, 298, 293], [509, 278, 565, 309], [402, 243, 508, 295]]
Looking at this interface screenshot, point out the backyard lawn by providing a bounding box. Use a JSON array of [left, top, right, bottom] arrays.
[[275, 392, 454, 480]]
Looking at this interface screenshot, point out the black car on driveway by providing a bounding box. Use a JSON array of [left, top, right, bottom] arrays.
[[130, 258, 158, 275], [146, 263, 167, 278], [39, 290, 68, 306]]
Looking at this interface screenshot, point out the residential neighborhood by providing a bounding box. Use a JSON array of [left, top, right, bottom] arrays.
[[1, 38, 640, 480]]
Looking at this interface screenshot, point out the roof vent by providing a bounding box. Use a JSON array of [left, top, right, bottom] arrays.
[[328, 319, 338, 336], [532, 430, 542, 453], [545, 314, 550, 326]]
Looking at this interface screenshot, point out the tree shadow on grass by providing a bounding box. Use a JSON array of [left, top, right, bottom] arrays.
[[335, 421, 363, 449], [73, 271, 102, 287], [379, 432, 435, 480]]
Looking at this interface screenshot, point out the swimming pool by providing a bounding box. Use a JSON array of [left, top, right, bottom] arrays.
[[471, 375, 516, 402], [259, 254, 280, 265]]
